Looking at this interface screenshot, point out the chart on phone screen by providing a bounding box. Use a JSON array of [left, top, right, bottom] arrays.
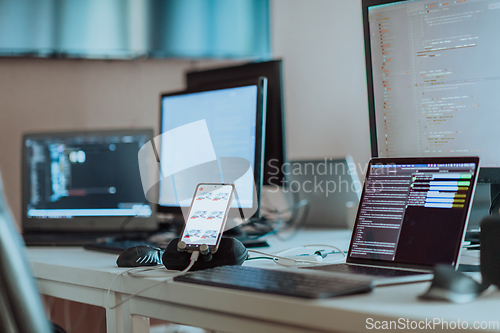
[[182, 185, 232, 245]]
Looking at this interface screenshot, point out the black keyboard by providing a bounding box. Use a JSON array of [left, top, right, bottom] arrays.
[[174, 265, 373, 299], [24, 232, 119, 246], [83, 239, 168, 254], [303, 263, 428, 277], [84, 235, 268, 254]]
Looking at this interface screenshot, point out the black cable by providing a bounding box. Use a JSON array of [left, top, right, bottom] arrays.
[[290, 190, 301, 220], [273, 199, 310, 241], [239, 198, 310, 241], [489, 191, 500, 214], [51, 322, 67, 333]]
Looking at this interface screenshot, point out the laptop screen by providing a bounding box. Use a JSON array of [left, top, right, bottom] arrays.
[[22, 129, 156, 232], [348, 157, 479, 268]]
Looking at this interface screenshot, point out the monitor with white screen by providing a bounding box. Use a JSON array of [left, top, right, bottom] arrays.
[[158, 79, 267, 220]]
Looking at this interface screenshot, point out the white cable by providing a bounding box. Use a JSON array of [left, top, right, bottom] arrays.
[[248, 244, 346, 267], [106, 251, 200, 310], [248, 249, 304, 262], [247, 249, 318, 267], [275, 244, 346, 257], [275, 244, 347, 266], [126, 265, 166, 278]]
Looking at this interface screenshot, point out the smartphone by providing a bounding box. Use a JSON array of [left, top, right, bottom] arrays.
[[179, 183, 235, 253]]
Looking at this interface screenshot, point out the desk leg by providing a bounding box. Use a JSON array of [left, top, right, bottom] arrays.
[[131, 315, 150, 333], [106, 292, 125, 333], [107, 292, 149, 333]]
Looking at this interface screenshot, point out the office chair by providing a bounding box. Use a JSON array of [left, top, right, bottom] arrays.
[[0, 175, 52, 333]]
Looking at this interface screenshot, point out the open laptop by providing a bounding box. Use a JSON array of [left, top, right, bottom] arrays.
[[303, 156, 480, 285], [22, 129, 157, 246]]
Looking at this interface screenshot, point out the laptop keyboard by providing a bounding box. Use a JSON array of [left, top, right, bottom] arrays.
[[302, 263, 428, 277], [174, 265, 373, 299]]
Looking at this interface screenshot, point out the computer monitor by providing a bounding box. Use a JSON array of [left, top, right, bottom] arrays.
[[286, 157, 362, 228], [158, 79, 267, 220], [21, 129, 156, 232], [186, 60, 286, 187], [362, 0, 500, 201]]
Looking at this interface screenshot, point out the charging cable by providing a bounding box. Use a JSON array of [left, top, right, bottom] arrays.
[[248, 249, 321, 267], [247, 244, 346, 267], [106, 251, 200, 309]]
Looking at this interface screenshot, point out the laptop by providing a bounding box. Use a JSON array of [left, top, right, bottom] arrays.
[[22, 129, 157, 246], [287, 157, 362, 228], [303, 156, 480, 285]]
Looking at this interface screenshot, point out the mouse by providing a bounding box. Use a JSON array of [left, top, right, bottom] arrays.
[[116, 245, 164, 267], [419, 265, 490, 303]]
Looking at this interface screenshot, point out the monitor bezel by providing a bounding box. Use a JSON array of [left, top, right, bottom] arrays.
[[21, 128, 157, 232], [361, 0, 500, 184], [157, 78, 267, 219], [186, 60, 286, 187]]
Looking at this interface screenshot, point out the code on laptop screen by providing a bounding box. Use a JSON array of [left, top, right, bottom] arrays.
[[349, 158, 478, 267]]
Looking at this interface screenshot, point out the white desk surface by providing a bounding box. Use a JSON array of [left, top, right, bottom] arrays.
[[27, 229, 500, 333]]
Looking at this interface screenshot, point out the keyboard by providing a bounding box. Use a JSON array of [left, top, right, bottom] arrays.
[[24, 232, 120, 246], [174, 265, 373, 299], [83, 239, 168, 254], [84, 235, 268, 254], [302, 263, 428, 277]]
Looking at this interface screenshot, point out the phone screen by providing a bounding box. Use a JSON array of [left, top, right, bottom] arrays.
[[180, 184, 235, 250]]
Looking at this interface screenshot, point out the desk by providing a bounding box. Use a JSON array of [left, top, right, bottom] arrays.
[[27, 229, 500, 333]]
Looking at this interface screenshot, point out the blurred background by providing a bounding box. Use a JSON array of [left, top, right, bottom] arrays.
[[0, 0, 372, 229], [0, 0, 370, 228], [1, 1, 491, 332]]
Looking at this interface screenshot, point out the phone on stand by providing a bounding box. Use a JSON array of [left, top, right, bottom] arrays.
[[179, 183, 235, 254]]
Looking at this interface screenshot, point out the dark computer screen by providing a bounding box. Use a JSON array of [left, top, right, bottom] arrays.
[[22, 129, 155, 231], [186, 60, 286, 187], [158, 80, 266, 219], [349, 157, 479, 268], [362, 0, 500, 183]]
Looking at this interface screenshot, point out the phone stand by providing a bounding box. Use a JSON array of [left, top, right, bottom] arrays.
[[162, 237, 248, 271]]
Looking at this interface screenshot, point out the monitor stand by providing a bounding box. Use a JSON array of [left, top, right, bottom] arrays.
[[489, 184, 500, 214], [465, 183, 500, 245]]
